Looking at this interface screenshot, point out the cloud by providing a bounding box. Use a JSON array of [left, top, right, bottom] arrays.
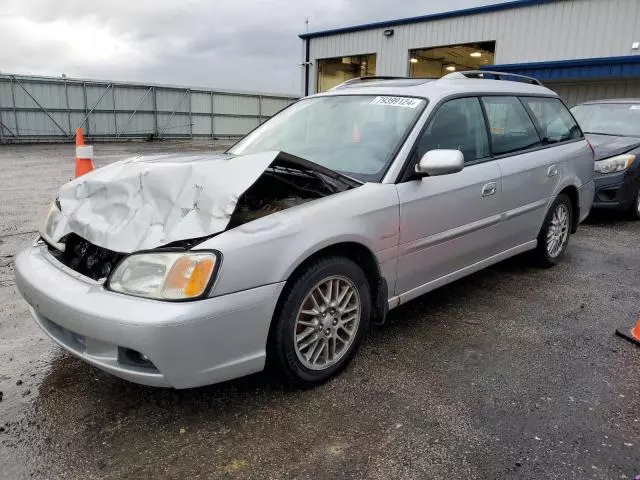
[[0, 0, 507, 94]]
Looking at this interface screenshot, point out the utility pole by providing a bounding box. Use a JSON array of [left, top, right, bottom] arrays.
[[300, 17, 311, 96]]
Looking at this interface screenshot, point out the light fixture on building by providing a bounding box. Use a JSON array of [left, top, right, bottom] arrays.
[[446, 65, 456, 72], [383, 29, 394, 37], [410, 58, 418, 64], [470, 52, 482, 57]]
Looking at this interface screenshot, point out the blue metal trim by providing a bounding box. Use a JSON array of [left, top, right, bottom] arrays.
[[299, 0, 550, 39], [484, 56, 640, 81]]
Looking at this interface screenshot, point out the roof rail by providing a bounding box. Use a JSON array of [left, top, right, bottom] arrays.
[[442, 70, 543, 86], [330, 76, 413, 90]]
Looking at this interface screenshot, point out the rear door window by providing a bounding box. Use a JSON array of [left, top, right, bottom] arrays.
[[481, 96, 541, 155], [522, 97, 582, 144]]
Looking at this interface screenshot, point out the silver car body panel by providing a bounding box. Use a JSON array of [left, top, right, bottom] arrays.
[[15, 77, 596, 388], [47, 151, 280, 253], [196, 182, 401, 298], [395, 161, 503, 295], [15, 245, 285, 388]]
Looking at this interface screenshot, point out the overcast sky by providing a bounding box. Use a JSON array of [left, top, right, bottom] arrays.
[[1, 0, 508, 94]]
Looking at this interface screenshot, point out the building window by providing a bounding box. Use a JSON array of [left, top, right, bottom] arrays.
[[409, 41, 495, 78], [316, 54, 377, 92]]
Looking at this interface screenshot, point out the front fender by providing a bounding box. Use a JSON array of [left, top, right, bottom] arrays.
[[197, 183, 400, 297]]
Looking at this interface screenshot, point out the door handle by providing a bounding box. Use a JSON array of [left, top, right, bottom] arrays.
[[481, 182, 497, 197], [547, 165, 559, 177]]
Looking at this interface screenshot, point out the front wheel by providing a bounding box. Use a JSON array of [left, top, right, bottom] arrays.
[[268, 257, 371, 388], [534, 194, 573, 267], [629, 188, 640, 220]]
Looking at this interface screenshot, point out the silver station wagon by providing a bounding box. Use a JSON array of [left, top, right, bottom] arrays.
[[15, 72, 595, 388]]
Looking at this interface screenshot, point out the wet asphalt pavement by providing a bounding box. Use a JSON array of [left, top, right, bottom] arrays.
[[1, 143, 639, 479]]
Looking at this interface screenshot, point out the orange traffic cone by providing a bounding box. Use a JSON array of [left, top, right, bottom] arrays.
[[74, 127, 94, 177], [616, 313, 640, 346]]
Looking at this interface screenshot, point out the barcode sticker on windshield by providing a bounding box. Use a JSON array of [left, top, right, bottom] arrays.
[[630, 105, 640, 110], [370, 96, 421, 108]]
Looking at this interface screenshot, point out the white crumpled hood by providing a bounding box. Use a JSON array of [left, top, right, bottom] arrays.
[[46, 151, 280, 253]]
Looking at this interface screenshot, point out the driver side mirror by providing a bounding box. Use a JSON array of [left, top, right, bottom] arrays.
[[415, 149, 464, 177]]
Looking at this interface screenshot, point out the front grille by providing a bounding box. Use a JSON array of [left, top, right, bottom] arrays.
[[49, 234, 124, 281]]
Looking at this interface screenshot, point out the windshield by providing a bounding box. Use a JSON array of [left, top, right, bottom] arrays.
[[229, 95, 427, 182], [571, 103, 640, 137]]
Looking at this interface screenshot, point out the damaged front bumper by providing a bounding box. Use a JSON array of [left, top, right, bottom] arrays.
[[14, 244, 285, 389]]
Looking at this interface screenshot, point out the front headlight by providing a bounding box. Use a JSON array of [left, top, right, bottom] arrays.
[[594, 154, 635, 174], [39, 200, 66, 252], [108, 252, 219, 300]]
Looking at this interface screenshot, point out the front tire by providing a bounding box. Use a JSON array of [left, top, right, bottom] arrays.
[[268, 257, 371, 388], [534, 194, 573, 267], [629, 188, 640, 220]]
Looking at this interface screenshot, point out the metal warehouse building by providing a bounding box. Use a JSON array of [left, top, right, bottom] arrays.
[[0, 75, 296, 144], [300, 0, 640, 105]]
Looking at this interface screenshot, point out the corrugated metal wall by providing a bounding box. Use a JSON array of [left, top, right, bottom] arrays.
[[549, 79, 640, 107], [0, 74, 298, 143], [307, 0, 640, 93]]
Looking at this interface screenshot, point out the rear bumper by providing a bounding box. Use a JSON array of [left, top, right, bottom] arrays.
[[14, 245, 285, 389], [592, 172, 639, 210]]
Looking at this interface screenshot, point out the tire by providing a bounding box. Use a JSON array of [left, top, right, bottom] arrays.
[[268, 256, 371, 388], [628, 188, 640, 221], [534, 194, 573, 267]]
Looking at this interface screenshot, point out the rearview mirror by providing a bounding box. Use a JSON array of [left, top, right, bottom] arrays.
[[415, 149, 464, 177]]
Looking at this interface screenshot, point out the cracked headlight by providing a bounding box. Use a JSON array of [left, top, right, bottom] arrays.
[[108, 252, 220, 300], [39, 200, 66, 252], [594, 154, 635, 174]]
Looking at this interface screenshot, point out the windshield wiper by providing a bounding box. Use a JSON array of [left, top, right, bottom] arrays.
[[275, 151, 362, 189], [302, 169, 341, 193], [270, 165, 340, 194]]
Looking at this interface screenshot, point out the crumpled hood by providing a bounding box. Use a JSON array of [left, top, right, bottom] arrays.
[[46, 151, 281, 253], [585, 133, 640, 161]]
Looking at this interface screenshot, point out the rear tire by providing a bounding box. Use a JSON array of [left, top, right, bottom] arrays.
[[268, 256, 371, 388], [534, 194, 573, 267]]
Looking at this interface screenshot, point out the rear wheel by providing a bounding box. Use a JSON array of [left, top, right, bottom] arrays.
[[268, 257, 371, 387], [534, 194, 573, 267]]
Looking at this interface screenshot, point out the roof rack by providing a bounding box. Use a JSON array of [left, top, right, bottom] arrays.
[[330, 76, 414, 90], [442, 70, 543, 86]]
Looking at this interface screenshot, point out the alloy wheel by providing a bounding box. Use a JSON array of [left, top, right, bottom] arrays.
[[293, 276, 361, 371], [546, 203, 570, 258]]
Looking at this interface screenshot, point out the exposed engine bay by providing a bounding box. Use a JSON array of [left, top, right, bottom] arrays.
[[229, 165, 344, 228], [43, 150, 360, 255], [45, 154, 358, 281]]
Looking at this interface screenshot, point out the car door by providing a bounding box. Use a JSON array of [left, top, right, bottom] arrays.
[[395, 97, 503, 298], [482, 96, 585, 248]]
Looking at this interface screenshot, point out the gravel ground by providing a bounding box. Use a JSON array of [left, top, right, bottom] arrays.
[[1, 142, 639, 479]]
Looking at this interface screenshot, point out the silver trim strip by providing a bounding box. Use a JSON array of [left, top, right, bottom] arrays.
[[501, 199, 548, 221], [400, 214, 502, 256], [388, 240, 537, 309]]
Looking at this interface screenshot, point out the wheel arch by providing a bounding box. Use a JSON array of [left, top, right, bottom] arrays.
[[558, 184, 580, 233], [275, 242, 388, 327]]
